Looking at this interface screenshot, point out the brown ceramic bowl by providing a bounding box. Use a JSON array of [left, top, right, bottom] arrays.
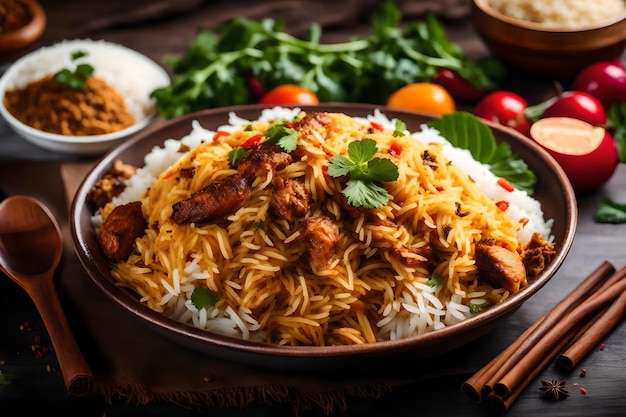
[[0, 0, 46, 57], [472, 0, 626, 80], [70, 103, 577, 371]]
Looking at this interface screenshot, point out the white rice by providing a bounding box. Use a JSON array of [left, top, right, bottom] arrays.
[[487, 0, 626, 28], [97, 106, 553, 342]]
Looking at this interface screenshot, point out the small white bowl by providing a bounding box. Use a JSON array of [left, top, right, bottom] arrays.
[[0, 39, 171, 156]]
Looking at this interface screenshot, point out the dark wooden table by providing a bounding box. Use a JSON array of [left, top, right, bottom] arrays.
[[1, 1, 625, 416]]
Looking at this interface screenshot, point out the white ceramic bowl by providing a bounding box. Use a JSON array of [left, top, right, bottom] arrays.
[[0, 39, 170, 156]]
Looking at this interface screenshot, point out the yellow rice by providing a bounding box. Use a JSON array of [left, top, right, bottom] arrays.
[[100, 111, 530, 346]]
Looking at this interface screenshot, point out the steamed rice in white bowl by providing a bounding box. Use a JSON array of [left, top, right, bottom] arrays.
[[0, 39, 170, 155], [92, 107, 554, 345]]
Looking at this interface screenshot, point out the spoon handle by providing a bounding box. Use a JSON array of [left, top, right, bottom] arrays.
[[26, 273, 94, 396]]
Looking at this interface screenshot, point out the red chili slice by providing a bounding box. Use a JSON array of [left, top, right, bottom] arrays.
[[242, 133, 264, 147], [370, 121, 384, 131], [389, 142, 403, 156], [497, 177, 514, 192], [212, 130, 230, 141], [496, 200, 509, 211]]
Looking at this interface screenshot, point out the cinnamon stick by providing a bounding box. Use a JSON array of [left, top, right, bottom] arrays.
[[493, 268, 626, 398], [461, 318, 543, 403], [461, 261, 615, 403], [487, 325, 578, 412], [557, 286, 626, 369]]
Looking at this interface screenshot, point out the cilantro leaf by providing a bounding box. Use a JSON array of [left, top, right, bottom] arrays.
[[393, 119, 407, 137], [264, 123, 299, 152], [343, 179, 391, 209], [328, 138, 399, 208], [367, 157, 400, 182], [327, 155, 351, 177], [593, 197, 626, 224], [607, 103, 626, 163], [191, 287, 218, 309], [228, 147, 247, 167], [53, 51, 94, 90], [426, 273, 443, 287], [469, 303, 483, 314], [428, 111, 536, 194]]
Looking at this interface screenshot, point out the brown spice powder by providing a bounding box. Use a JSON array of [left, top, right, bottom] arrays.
[[3, 74, 136, 136]]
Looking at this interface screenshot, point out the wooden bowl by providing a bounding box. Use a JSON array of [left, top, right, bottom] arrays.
[[0, 0, 46, 57], [471, 0, 626, 80], [69, 103, 578, 372]]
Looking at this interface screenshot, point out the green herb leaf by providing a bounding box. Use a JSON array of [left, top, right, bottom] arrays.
[[607, 103, 626, 163], [150, 0, 502, 119], [228, 147, 247, 167], [469, 303, 483, 314], [343, 179, 392, 209], [53, 51, 94, 90], [593, 197, 626, 224], [426, 273, 443, 287], [191, 287, 218, 309], [264, 123, 299, 152], [428, 111, 536, 194], [328, 138, 399, 208], [393, 119, 407, 137], [71, 50, 88, 60]]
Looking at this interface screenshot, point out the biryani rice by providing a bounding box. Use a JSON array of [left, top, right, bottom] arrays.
[[94, 107, 553, 346]]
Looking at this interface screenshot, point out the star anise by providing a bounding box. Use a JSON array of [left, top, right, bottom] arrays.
[[539, 379, 569, 400]]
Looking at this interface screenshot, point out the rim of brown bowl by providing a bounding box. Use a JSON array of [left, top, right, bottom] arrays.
[[0, 0, 46, 55], [473, 0, 626, 34], [472, 0, 626, 78], [70, 103, 578, 373]]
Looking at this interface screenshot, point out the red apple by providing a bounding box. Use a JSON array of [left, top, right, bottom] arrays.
[[530, 117, 619, 193]]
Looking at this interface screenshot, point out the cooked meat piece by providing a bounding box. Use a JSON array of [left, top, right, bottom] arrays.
[[293, 112, 335, 140], [520, 232, 556, 277], [270, 177, 310, 222], [299, 215, 339, 270], [389, 240, 433, 267], [237, 144, 293, 183], [87, 159, 136, 208], [475, 239, 527, 293], [97, 201, 147, 262], [170, 174, 251, 225]]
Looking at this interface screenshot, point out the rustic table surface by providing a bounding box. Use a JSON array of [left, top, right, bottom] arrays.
[[1, 1, 625, 416]]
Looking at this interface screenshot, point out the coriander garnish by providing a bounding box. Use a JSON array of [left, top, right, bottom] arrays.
[[328, 138, 399, 209], [53, 50, 94, 90]]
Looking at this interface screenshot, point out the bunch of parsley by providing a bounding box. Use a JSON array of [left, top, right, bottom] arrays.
[[151, 0, 502, 119]]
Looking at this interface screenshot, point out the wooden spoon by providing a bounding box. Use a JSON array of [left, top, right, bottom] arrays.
[[0, 195, 93, 396]]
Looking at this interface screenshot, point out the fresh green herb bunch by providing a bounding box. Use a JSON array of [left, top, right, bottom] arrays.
[[151, 0, 503, 119], [53, 50, 95, 90]]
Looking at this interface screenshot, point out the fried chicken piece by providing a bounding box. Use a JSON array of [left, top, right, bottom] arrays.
[[87, 159, 136, 208], [293, 112, 335, 140], [170, 174, 250, 225], [237, 144, 293, 183], [298, 215, 339, 270], [97, 201, 147, 262], [475, 238, 527, 293], [270, 177, 310, 222], [520, 232, 556, 277]]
